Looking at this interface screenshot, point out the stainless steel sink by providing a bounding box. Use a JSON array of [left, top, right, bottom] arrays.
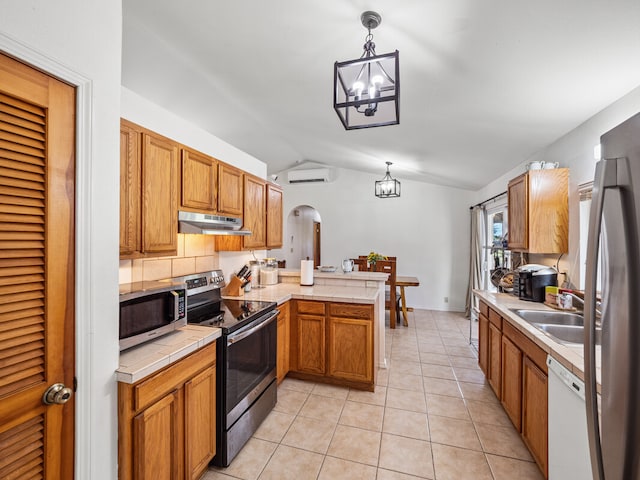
[[510, 308, 601, 345], [511, 309, 585, 326], [536, 324, 602, 345]]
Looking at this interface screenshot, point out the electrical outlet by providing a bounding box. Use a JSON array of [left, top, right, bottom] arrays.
[[444, 297, 449, 303]]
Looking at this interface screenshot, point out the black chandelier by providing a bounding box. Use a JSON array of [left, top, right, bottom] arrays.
[[375, 162, 401, 198], [334, 11, 400, 130]]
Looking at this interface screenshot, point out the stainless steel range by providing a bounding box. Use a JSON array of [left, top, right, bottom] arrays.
[[176, 270, 278, 467]]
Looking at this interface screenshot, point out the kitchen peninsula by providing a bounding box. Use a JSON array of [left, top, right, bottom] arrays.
[[227, 269, 389, 390]]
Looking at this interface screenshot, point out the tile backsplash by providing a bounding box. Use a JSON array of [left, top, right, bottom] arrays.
[[119, 234, 219, 284]]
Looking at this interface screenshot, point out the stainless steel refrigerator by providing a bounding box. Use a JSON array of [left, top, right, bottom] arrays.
[[585, 112, 640, 479]]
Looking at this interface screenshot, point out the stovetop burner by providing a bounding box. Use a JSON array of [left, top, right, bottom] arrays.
[[175, 270, 277, 334]]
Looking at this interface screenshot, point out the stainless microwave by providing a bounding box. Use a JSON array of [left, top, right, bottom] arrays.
[[119, 281, 187, 351]]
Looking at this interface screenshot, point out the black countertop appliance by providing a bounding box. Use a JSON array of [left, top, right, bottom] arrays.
[[517, 264, 558, 302]]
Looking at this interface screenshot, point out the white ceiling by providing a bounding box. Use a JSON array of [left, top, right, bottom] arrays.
[[122, 0, 640, 190]]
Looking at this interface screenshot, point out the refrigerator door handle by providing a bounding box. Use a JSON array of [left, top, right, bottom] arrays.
[[584, 157, 618, 480]]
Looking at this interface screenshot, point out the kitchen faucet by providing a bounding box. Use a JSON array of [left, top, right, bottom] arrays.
[[564, 292, 602, 324]]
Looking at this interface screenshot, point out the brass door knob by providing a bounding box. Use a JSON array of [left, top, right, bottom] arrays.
[[42, 383, 73, 405]]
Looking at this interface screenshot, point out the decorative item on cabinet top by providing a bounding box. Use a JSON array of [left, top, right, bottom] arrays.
[[178, 210, 251, 236]]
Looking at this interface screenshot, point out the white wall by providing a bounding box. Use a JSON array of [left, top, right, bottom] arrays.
[[473, 85, 640, 289], [0, 1, 122, 479], [121, 87, 267, 179], [270, 168, 475, 311]]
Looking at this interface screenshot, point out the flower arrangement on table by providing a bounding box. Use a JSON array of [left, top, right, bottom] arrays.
[[367, 251, 387, 266]]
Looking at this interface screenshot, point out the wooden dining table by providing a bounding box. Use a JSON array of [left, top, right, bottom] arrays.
[[396, 275, 420, 326]]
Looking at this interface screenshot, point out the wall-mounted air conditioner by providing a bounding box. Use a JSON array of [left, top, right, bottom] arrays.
[[286, 168, 331, 184]]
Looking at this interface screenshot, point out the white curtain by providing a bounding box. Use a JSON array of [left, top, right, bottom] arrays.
[[465, 205, 485, 318]]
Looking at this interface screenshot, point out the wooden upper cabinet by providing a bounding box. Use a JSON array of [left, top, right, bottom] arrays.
[[141, 132, 179, 255], [508, 168, 569, 253], [181, 147, 217, 213], [242, 175, 267, 249], [120, 121, 141, 256], [218, 162, 243, 216], [266, 183, 283, 249]]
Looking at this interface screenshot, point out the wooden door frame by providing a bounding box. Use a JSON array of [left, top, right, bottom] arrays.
[[0, 34, 94, 479], [313, 221, 321, 267]]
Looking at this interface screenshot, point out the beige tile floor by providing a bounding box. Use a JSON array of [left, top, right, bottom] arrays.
[[203, 309, 545, 480]]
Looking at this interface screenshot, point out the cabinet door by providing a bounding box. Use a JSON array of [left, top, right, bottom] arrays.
[[141, 133, 179, 254], [327, 316, 373, 383], [133, 391, 181, 480], [501, 335, 523, 431], [528, 169, 569, 254], [120, 121, 140, 256], [478, 313, 489, 376], [218, 162, 243, 216], [508, 173, 528, 250], [523, 356, 548, 476], [181, 148, 217, 212], [295, 314, 325, 374], [242, 175, 266, 249], [277, 302, 290, 384], [488, 322, 502, 397], [185, 366, 216, 480], [266, 184, 283, 248]]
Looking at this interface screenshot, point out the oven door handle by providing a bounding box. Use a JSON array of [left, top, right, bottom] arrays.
[[227, 309, 279, 345]]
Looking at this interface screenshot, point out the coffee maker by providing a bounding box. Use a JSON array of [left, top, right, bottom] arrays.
[[516, 264, 558, 302]]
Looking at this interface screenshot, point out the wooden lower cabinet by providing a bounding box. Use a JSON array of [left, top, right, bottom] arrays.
[[290, 300, 374, 390], [488, 321, 502, 396], [478, 312, 489, 376], [477, 301, 549, 478], [327, 303, 373, 384], [277, 301, 291, 384], [133, 391, 181, 480], [523, 356, 548, 476], [501, 334, 523, 430], [119, 342, 216, 480], [294, 300, 326, 375], [185, 367, 216, 480]]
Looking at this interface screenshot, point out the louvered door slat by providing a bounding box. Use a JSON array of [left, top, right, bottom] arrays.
[[0, 265, 43, 276], [0, 299, 44, 315], [0, 149, 45, 169], [0, 283, 44, 296], [0, 341, 43, 362], [1, 450, 44, 480], [0, 186, 44, 200], [0, 347, 43, 369], [0, 195, 45, 208], [0, 93, 46, 120], [0, 415, 44, 480], [0, 140, 45, 159], [0, 121, 45, 143], [0, 112, 45, 135], [0, 52, 75, 478], [0, 315, 42, 332], [0, 233, 44, 243]]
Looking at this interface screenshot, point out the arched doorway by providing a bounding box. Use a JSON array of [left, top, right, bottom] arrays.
[[284, 205, 322, 268]]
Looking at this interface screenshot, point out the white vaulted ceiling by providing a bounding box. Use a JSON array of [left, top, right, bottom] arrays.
[[122, 0, 640, 190]]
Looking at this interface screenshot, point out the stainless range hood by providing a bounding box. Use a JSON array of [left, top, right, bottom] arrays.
[[178, 211, 251, 236]]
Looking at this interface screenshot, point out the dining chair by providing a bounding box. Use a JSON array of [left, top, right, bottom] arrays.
[[352, 258, 369, 272], [372, 259, 400, 328]]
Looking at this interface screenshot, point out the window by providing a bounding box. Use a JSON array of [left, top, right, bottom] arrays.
[[484, 200, 509, 291]]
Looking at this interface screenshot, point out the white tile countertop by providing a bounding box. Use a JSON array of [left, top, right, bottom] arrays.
[[474, 290, 601, 387], [116, 324, 221, 384], [223, 282, 381, 304]]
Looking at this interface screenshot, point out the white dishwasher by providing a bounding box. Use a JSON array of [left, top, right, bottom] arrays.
[[547, 355, 593, 480]]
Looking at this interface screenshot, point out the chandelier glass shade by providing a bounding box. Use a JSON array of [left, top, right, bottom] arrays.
[[334, 11, 400, 130]]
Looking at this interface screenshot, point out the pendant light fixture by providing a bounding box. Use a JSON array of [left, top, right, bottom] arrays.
[[375, 162, 401, 198], [334, 11, 400, 130]]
